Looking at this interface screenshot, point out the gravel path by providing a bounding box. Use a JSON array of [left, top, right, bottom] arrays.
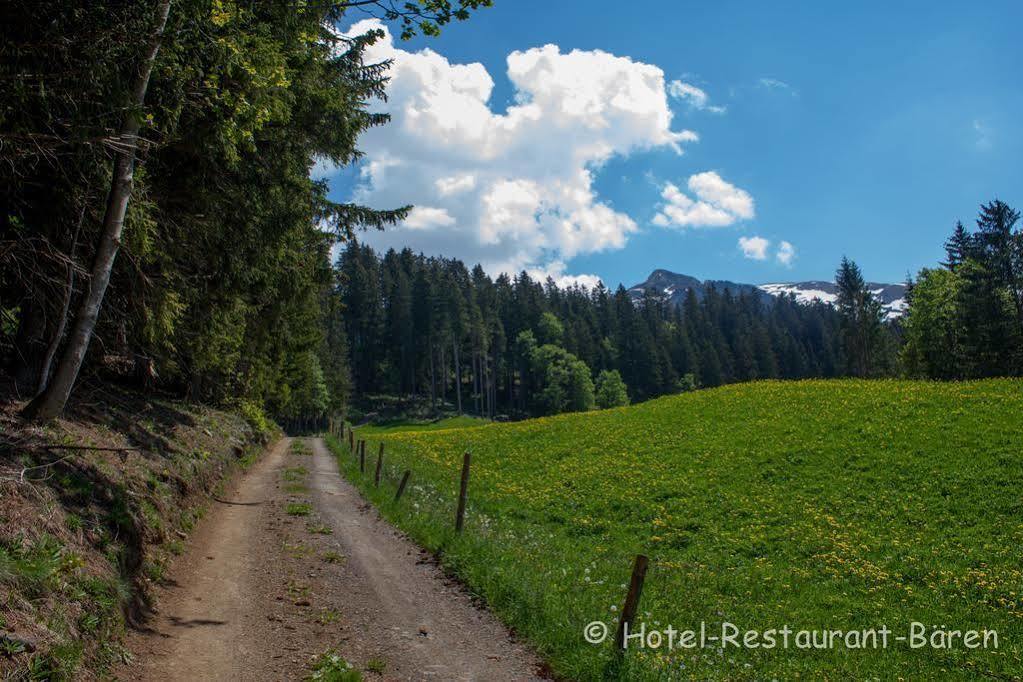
[[121, 437, 545, 681]]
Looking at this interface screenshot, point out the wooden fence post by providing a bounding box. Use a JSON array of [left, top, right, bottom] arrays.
[[374, 443, 384, 487], [359, 441, 365, 473], [455, 451, 471, 532], [394, 470, 411, 501], [614, 555, 649, 652], [348, 429, 354, 453]]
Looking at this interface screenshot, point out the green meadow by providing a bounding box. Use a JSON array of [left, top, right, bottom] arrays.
[[328, 380, 1023, 680]]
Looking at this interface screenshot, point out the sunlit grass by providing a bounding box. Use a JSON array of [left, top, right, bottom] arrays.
[[332, 379, 1023, 680]]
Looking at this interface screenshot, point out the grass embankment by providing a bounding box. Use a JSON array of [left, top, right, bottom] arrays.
[[328, 379, 1023, 680], [0, 388, 275, 679]]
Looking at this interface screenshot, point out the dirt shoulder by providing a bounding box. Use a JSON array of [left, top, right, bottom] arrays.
[[0, 387, 272, 680], [121, 437, 546, 681]]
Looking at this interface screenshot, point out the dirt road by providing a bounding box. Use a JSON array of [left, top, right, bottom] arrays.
[[122, 437, 545, 681]]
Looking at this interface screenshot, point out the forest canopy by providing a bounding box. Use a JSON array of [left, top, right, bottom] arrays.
[[1, 0, 491, 420]]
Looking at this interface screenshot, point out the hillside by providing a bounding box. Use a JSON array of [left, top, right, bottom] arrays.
[[0, 388, 274, 679], [336, 380, 1023, 680]]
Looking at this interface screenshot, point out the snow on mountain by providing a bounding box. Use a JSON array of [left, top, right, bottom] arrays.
[[628, 270, 908, 320], [758, 282, 838, 305], [758, 281, 908, 320]]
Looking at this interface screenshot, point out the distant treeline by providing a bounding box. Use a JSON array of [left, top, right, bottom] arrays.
[[336, 243, 897, 418]]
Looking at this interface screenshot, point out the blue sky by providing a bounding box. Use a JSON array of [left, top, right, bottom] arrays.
[[329, 1, 1023, 288]]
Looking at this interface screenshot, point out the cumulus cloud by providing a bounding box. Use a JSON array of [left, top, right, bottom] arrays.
[[526, 261, 603, 290], [339, 20, 696, 277], [738, 235, 769, 260], [404, 206, 455, 230], [651, 171, 754, 228], [668, 80, 726, 113], [776, 240, 796, 266]]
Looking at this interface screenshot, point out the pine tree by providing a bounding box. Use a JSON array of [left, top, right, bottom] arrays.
[[835, 257, 884, 377], [942, 221, 974, 271]]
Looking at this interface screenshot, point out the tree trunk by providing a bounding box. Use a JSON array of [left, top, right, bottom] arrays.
[[24, 0, 173, 421], [37, 205, 85, 395], [428, 339, 436, 408], [453, 338, 462, 415], [472, 349, 479, 415], [483, 349, 490, 419], [439, 343, 446, 402]]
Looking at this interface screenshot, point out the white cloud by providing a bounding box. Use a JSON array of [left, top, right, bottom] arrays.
[[526, 261, 603, 290], [758, 77, 796, 96], [404, 206, 455, 230], [652, 171, 754, 228], [338, 20, 697, 277], [435, 174, 476, 195], [668, 80, 726, 114], [738, 235, 769, 260], [776, 240, 796, 266]]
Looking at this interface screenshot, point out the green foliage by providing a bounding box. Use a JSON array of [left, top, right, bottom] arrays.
[[236, 399, 274, 440], [530, 344, 595, 415], [307, 649, 362, 682], [593, 369, 629, 409], [4, 0, 506, 417], [904, 201, 1023, 379], [676, 372, 698, 393], [536, 311, 564, 346], [0, 535, 75, 600], [286, 503, 313, 517], [342, 379, 1023, 680], [902, 268, 963, 378]]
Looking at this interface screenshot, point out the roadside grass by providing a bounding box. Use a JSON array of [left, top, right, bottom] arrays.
[[286, 503, 313, 517], [306, 649, 361, 681], [287, 580, 310, 600], [321, 550, 345, 564], [283, 466, 308, 482], [315, 608, 341, 625], [0, 535, 132, 676], [330, 379, 1023, 681], [284, 542, 313, 559]]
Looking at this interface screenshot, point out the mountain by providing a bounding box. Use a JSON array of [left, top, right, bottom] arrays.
[[627, 269, 908, 320]]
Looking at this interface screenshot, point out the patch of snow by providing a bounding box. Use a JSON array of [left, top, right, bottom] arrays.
[[882, 297, 908, 321], [761, 284, 908, 319], [758, 284, 838, 305]]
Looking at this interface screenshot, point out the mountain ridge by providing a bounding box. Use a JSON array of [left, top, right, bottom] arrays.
[[628, 269, 908, 319]]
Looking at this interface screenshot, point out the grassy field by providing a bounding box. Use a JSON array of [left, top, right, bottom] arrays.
[[327, 380, 1023, 680], [349, 414, 485, 435]]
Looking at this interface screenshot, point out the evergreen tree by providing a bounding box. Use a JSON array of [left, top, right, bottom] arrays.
[[835, 257, 885, 377], [942, 221, 974, 271]]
